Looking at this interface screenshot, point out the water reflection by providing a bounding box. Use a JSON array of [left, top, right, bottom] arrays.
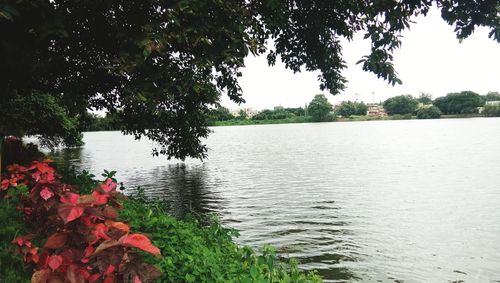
[[53, 147, 224, 218], [52, 147, 85, 170], [127, 164, 224, 218]]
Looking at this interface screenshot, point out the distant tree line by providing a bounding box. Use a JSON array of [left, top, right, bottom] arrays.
[[81, 113, 123, 132], [382, 91, 500, 119], [84, 91, 500, 131], [208, 94, 334, 124]]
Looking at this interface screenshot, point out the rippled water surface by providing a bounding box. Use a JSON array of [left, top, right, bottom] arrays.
[[55, 118, 500, 282]]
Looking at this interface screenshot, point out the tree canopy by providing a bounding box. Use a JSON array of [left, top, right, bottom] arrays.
[[335, 101, 368, 117], [383, 95, 419, 115], [433, 91, 485, 114], [1, 0, 498, 159], [308, 94, 333, 122]]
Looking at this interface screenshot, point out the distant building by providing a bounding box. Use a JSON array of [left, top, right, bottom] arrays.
[[366, 103, 388, 117]]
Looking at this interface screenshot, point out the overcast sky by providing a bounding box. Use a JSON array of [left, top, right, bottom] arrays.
[[221, 7, 500, 110]]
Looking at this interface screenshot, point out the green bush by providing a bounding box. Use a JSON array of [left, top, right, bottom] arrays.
[[120, 197, 323, 283], [416, 106, 442, 119]]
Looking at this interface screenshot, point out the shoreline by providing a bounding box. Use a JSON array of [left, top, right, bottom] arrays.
[[211, 114, 486, 127]]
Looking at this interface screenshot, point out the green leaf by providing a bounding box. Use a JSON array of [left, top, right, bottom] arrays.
[[185, 274, 196, 282]]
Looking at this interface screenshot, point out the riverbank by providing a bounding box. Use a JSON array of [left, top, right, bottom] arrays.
[[0, 154, 323, 282], [212, 116, 311, 126], [212, 113, 486, 127]]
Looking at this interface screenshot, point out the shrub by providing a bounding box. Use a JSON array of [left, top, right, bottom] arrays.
[[1, 161, 161, 283], [416, 106, 442, 119]]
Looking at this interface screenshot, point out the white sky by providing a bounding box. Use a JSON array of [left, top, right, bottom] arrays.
[[221, 7, 500, 110]]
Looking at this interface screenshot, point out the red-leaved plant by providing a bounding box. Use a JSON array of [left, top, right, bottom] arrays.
[[1, 160, 161, 283]]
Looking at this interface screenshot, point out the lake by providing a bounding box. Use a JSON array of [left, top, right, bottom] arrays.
[[54, 118, 500, 282]]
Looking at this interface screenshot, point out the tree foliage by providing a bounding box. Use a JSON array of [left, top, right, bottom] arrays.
[[417, 93, 433, 105], [433, 91, 485, 114], [484, 91, 500, 102], [0, 94, 82, 148], [383, 95, 418, 115], [82, 113, 123, 132], [416, 105, 442, 119], [252, 109, 294, 120], [335, 101, 368, 117], [1, 0, 498, 159], [210, 107, 235, 122], [308, 94, 332, 122]]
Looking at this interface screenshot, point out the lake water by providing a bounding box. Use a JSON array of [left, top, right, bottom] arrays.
[[54, 118, 500, 282]]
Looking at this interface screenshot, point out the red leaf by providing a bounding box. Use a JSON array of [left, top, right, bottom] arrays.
[[11, 235, 35, 247], [120, 234, 161, 256], [58, 204, 85, 224], [93, 223, 111, 241], [47, 255, 63, 271], [84, 246, 94, 257], [44, 233, 68, 249], [12, 236, 25, 247], [1, 179, 9, 190], [91, 191, 109, 205], [134, 275, 142, 283], [80, 215, 92, 226], [30, 253, 40, 263], [40, 187, 54, 200], [60, 193, 79, 205], [105, 264, 115, 275], [103, 275, 116, 283], [89, 273, 101, 283], [101, 179, 117, 192], [46, 172, 56, 183]]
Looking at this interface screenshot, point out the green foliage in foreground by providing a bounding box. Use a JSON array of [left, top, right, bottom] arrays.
[[0, 195, 30, 282], [120, 197, 322, 283], [416, 106, 442, 119]]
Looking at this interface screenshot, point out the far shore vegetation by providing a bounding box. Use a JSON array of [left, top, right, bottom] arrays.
[[85, 91, 500, 131]]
